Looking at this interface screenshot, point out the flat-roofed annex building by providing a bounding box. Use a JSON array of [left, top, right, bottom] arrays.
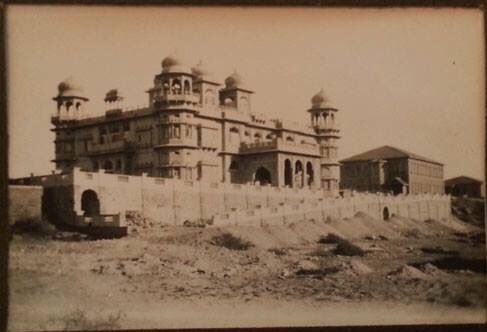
[[339, 145, 444, 195], [445, 176, 483, 198], [51, 55, 341, 195]]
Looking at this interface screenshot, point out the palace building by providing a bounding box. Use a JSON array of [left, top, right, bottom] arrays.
[[51, 55, 341, 194]]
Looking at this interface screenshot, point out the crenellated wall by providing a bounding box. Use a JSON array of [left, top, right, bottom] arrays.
[[69, 168, 451, 226]]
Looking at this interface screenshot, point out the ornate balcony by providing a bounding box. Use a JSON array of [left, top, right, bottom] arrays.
[[240, 138, 320, 156], [85, 140, 135, 156]]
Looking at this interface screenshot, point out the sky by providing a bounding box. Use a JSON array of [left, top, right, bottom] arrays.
[[6, 6, 485, 181]]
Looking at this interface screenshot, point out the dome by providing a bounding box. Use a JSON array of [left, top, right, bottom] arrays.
[[191, 60, 216, 82], [311, 89, 333, 109], [56, 77, 87, 99], [224, 71, 244, 89], [161, 55, 191, 74]]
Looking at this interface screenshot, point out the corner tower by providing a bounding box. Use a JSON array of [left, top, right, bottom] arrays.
[[52, 78, 89, 124], [308, 89, 340, 194], [219, 71, 253, 113]]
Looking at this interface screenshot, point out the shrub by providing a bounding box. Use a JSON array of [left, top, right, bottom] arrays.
[[54, 309, 124, 331], [11, 218, 56, 237], [318, 233, 343, 244], [211, 232, 254, 251], [334, 239, 366, 257], [309, 247, 331, 257]]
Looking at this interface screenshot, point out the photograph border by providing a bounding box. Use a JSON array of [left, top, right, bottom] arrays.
[[1, 1, 485, 331]]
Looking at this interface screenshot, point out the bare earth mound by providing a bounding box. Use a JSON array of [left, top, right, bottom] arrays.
[[8, 212, 486, 330]]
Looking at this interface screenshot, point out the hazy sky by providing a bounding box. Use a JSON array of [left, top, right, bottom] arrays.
[[6, 6, 485, 181]]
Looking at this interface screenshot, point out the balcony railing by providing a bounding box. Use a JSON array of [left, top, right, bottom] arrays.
[[154, 92, 200, 105], [240, 138, 320, 156], [86, 140, 134, 155]]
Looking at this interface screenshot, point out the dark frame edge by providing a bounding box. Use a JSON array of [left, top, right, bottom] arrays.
[[0, 2, 9, 332]]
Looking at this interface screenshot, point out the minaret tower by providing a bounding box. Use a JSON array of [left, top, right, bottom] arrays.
[[219, 71, 253, 113], [51, 78, 89, 172], [52, 78, 89, 124], [308, 89, 341, 195]]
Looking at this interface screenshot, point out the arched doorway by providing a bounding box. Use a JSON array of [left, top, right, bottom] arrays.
[[383, 207, 390, 221], [81, 190, 100, 216], [306, 162, 314, 187], [254, 167, 271, 185], [295, 160, 304, 188], [284, 159, 293, 187]]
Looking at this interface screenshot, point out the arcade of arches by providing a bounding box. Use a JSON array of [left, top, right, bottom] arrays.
[[283, 158, 315, 188]]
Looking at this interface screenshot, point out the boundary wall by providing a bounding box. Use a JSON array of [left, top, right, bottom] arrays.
[[70, 168, 451, 226]]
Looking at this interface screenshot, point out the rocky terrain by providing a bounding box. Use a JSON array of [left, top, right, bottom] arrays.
[[8, 207, 486, 331]]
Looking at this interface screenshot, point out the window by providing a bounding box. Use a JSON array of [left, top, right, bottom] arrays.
[[110, 125, 120, 133], [99, 136, 105, 144], [100, 127, 107, 135], [123, 122, 130, 131]]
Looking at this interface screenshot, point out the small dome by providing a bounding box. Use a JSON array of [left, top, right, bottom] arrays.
[[57, 77, 87, 99], [311, 89, 333, 109], [191, 60, 216, 82], [161, 55, 191, 74], [224, 71, 244, 89]]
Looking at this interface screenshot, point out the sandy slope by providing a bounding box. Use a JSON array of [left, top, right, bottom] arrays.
[[8, 213, 487, 331]]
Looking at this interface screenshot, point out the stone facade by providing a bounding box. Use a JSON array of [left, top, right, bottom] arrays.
[[340, 146, 444, 195], [51, 57, 340, 195]]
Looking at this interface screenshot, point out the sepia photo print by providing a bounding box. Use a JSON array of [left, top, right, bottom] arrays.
[[5, 5, 486, 331]]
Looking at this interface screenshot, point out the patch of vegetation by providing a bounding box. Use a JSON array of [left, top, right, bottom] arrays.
[[11, 218, 57, 237], [309, 247, 331, 257], [211, 232, 254, 251], [402, 228, 421, 239], [334, 239, 366, 257], [51, 309, 124, 331], [318, 233, 343, 244]]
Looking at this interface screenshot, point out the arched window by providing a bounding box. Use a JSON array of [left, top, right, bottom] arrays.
[[163, 81, 170, 94], [92, 161, 99, 171], [229, 127, 239, 133], [284, 159, 292, 187], [66, 101, 73, 111], [116, 159, 122, 171], [286, 136, 294, 142], [383, 207, 390, 221], [306, 161, 314, 186], [172, 79, 181, 94], [254, 132, 261, 140], [266, 133, 274, 140], [294, 160, 304, 188], [75, 102, 81, 110], [183, 80, 191, 94]]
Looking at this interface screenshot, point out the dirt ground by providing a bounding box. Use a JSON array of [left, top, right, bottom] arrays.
[[8, 212, 487, 331]]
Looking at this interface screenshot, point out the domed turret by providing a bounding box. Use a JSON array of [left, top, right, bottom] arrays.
[[311, 89, 333, 109], [56, 77, 88, 100], [224, 71, 244, 89], [161, 55, 191, 74], [52, 77, 89, 123], [191, 60, 217, 83]]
